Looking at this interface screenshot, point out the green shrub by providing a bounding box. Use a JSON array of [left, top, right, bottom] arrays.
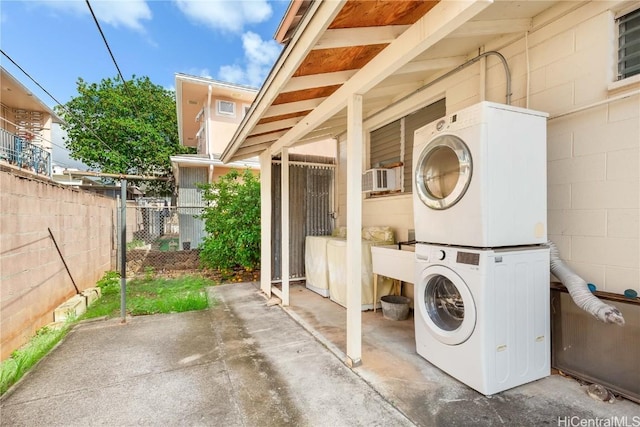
[[199, 169, 261, 270]]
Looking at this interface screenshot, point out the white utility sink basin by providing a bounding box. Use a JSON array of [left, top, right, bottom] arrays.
[[371, 245, 415, 284]]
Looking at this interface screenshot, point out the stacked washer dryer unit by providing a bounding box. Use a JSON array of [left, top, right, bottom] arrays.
[[412, 101, 550, 395]]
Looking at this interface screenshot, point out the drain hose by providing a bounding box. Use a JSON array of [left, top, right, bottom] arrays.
[[549, 241, 625, 326]]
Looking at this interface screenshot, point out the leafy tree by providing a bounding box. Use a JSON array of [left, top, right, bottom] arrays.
[[56, 75, 191, 193], [199, 169, 261, 271]]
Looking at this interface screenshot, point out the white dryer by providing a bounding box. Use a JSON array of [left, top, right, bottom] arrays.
[[412, 101, 548, 247], [414, 243, 550, 395]]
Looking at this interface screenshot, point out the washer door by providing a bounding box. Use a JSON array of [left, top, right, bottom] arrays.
[[415, 134, 472, 210], [417, 265, 476, 345]]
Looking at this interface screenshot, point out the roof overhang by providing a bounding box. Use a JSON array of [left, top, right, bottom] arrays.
[[175, 73, 258, 147], [1, 67, 63, 123], [222, 0, 570, 163]]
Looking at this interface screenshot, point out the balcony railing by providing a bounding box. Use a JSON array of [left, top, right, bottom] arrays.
[[0, 128, 51, 177]]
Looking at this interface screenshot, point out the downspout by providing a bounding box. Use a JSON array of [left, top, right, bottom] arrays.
[[549, 241, 625, 326], [207, 84, 214, 183]]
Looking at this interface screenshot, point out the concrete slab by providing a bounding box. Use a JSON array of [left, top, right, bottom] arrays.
[[286, 283, 640, 426], [1, 282, 412, 426], [3, 281, 637, 426]]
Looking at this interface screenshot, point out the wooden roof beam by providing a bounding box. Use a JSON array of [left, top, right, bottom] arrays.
[[244, 130, 288, 146], [252, 117, 302, 135], [395, 56, 467, 75], [450, 18, 531, 38], [313, 25, 410, 50], [262, 97, 328, 119], [282, 70, 358, 92], [269, 0, 493, 156], [221, 0, 347, 163]]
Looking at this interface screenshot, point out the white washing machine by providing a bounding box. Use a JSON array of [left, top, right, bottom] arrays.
[[412, 101, 548, 247], [414, 243, 550, 395]]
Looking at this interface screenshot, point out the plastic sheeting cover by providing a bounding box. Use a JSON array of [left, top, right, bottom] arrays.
[[326, 239, 394, 310], [305, 236, 343, 295]]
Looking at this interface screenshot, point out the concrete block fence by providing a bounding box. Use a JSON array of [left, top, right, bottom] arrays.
[[0, 166, 116, 360]]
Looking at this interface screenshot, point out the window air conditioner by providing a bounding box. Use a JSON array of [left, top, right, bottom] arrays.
[[362, 167, 401, 193]]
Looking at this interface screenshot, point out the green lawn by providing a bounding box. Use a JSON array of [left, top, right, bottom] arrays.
[[0, 272, 216, 396]]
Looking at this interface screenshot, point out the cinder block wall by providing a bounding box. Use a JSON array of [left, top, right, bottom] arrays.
[[337, 1, 638, 296], [0, 167, 116, 360]]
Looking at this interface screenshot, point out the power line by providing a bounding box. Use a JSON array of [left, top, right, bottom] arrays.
[[85, 0, 140, 115], [0, 49, 134, 171]]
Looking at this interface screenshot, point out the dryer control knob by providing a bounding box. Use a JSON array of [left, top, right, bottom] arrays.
[[438, 250, 446, 261]]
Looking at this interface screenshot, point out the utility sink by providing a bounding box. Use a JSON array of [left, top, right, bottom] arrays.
[[371, 245, 416, 284]]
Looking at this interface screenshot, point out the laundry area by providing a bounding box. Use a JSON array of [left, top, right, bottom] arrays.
[[283, 282, 640, 424], [290, 100, 639, 409], [220, 0, 640, 416], [298, 101, 553, 397]]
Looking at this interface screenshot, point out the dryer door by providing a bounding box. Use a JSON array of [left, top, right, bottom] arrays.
[[415, 134, 472, 210], [417, 265, 476, 345]]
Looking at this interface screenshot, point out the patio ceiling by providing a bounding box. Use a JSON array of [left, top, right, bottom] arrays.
[[221, 0, 568, 163]]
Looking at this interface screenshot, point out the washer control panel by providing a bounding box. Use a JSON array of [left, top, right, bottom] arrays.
[[416, 244, 482, 269], [456, 251, 480, 266]]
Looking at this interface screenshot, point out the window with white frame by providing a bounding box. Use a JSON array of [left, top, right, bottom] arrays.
[[369, 98, 445, 194], [242, 104, 251, 117], [617, 7, 640, 80], [216, 100, 236, 117]]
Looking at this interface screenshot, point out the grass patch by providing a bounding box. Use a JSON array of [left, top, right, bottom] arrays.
[[1, 272, 215, 396], [0, 323, 71, 395], [83, 273, 214, 320]]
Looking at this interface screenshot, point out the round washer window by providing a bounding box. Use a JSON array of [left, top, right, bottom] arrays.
[[415, 134, 472, 210], [424, 275, 465, 331], [417, 265, 476, 345]]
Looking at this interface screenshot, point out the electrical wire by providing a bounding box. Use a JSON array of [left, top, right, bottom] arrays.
[[85, 0, 140, 117]]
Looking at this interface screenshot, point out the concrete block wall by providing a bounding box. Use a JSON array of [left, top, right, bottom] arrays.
[[0, 168, 116, 360], [336, 1, 639, 296], [513, 3, 639, 295]]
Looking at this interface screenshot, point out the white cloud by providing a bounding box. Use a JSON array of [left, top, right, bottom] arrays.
[[174, 0, 272, 33], [218, 31, 281, 87], [33, 0, 151, 32]]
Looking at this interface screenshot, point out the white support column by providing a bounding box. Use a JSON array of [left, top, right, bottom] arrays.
[[259, 150, 272, 297], [345, 93, 363, 367], [281, 147, 290, 306]]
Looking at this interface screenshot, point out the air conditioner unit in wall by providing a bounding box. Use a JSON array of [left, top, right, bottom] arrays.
[[362, 167, 401, 193]]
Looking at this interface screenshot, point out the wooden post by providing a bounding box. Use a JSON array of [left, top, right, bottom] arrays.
[[346, 93, 363, 367], [281, 147, 290, 306], [260, 150, 272, 297]]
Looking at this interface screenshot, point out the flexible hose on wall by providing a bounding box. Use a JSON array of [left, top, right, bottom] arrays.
[[549, 240, 625, 326]]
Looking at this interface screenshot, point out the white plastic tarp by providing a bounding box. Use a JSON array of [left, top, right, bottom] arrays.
[[326, 239, 393, 310], [304, 236, 342, 297]]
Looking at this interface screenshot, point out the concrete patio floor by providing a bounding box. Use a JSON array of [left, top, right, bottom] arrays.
[[284, 282, 640, 425], [2, 281, 638, 426]]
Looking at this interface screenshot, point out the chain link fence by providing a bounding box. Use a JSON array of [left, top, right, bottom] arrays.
[[124, 198, 206, 277]]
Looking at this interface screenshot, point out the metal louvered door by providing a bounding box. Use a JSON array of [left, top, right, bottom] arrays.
[[271, 160, 335, 281]]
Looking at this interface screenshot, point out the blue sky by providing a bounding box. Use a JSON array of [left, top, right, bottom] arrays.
[[1, 0, 289, 168], [1, 0, 288, 103]]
